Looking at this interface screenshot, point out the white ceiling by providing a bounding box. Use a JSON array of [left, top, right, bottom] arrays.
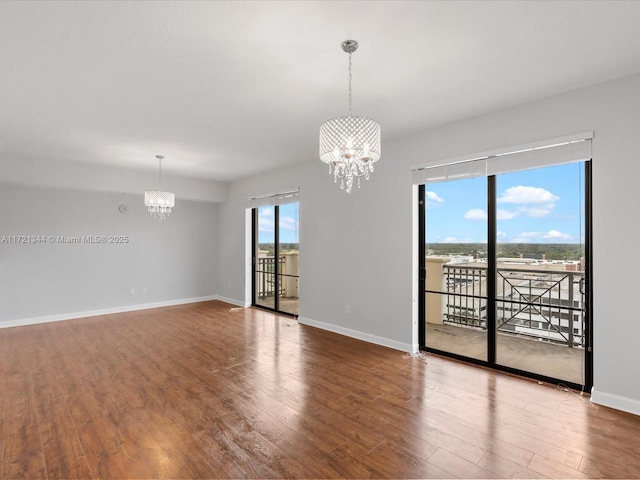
[[2, 0, 640, 182]]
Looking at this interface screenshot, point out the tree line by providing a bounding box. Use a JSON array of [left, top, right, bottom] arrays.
[[427, 243, 584, 261], [257, 243, 299, 255]]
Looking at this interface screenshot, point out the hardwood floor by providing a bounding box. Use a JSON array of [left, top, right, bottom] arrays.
[[1, 300, 640, 479]]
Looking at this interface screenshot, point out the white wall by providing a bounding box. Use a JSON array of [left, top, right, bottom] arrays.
[[217, 72, 640, 416], [0, 183, 218, 326]]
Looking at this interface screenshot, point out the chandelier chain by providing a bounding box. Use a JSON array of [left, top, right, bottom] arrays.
[[156, 154, 164, 189], [348, 52, 352, 117]]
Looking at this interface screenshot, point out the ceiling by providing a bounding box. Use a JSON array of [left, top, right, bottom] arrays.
[[1, 1, 640, 182]]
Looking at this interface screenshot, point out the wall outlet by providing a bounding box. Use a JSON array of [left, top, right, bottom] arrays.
[[129, 288, 135, 295], [345, 305, 350, 314], [142, 287, 148, 294]]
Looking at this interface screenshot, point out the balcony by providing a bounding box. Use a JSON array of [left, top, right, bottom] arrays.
[[255, 251, 299, 315], [425, 258, 586, 385]]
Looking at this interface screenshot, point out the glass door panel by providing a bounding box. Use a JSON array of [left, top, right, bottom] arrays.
[[255, 206, 277, 310], [495, 163, 586, 385], [424, 176, 488, 361], [277, 202, 299, 315]]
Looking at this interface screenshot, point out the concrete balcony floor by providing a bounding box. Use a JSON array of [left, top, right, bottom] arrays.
[[255, 296, 299, 315], [426, 322, 585, 385]]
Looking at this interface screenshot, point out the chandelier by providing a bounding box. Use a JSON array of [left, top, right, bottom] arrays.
[[144, 155, 175, 220], [319, 40, 381, 193]]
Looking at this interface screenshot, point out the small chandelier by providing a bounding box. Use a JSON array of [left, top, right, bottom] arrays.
[[144, 155, 175, 220], [319, 40, 381, 193]]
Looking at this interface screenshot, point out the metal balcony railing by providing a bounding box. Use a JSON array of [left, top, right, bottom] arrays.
[[441, 264, 585, 348], [256, 256, 285, 298]]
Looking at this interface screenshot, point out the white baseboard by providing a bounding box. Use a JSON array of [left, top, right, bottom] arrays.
[[297, 316, 412, 353], [591, 387, 640, 417], [0, 295, 219, 329], [214, 295, 249, 308]]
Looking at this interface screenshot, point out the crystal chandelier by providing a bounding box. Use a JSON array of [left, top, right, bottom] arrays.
[[319, 40, 381, 193], [144, 155, 175, 220]]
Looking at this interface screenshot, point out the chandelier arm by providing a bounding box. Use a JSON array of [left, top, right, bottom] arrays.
[[331, 166, 371, 179]]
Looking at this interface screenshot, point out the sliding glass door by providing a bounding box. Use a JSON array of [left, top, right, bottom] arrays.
[[418, 140, 592, 390], [252, 201, 299, 316], [423, 176, 488, 362], [495, 163, 586, 384], [254, 205, 276, 311]]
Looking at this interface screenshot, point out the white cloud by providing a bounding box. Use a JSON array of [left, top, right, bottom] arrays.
[[517, 205, 555, 217], [425, 190, 445, 208], [258, 207, 274, 234], [497, 186, 560, 219], [542, 230, 572, 241], [440, 236, 479, 243], [465, 208, 520, 221], [498, 186, 560, 204], [279, 216, 298, 232], [511, 230, 573, 243], [511, 232, 540, 243], [497, 209, 519, 220], [464, 209, 487, 220], [259, 210, 298, 236]]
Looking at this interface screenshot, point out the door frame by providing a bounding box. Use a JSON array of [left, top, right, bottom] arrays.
[[418, 161, 593, 392], [251, 204, 298, 318]]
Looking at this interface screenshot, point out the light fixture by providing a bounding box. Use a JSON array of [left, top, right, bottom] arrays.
[[144, 154, 175, 220], [319, 40, 381, 193]]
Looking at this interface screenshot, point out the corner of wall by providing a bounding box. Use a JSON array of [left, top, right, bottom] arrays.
[[297, 316, 413, 353], [214, 295, 248, 308]]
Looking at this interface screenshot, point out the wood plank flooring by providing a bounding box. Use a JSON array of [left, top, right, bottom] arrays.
[[1, 300, 640, 479]]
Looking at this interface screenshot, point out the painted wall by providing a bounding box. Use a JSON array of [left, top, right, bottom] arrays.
[[0, 183, 218, 326], [217, 72, 640, 415]]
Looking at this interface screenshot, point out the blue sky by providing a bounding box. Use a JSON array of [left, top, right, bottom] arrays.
[[425, 162, 585, 244], [258, 203, 299, 243]]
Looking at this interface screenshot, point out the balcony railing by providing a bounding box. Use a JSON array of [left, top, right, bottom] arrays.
[[437, 264, 585, 348], [255, 253, 299, 300], [256, 256, 285, 298]]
